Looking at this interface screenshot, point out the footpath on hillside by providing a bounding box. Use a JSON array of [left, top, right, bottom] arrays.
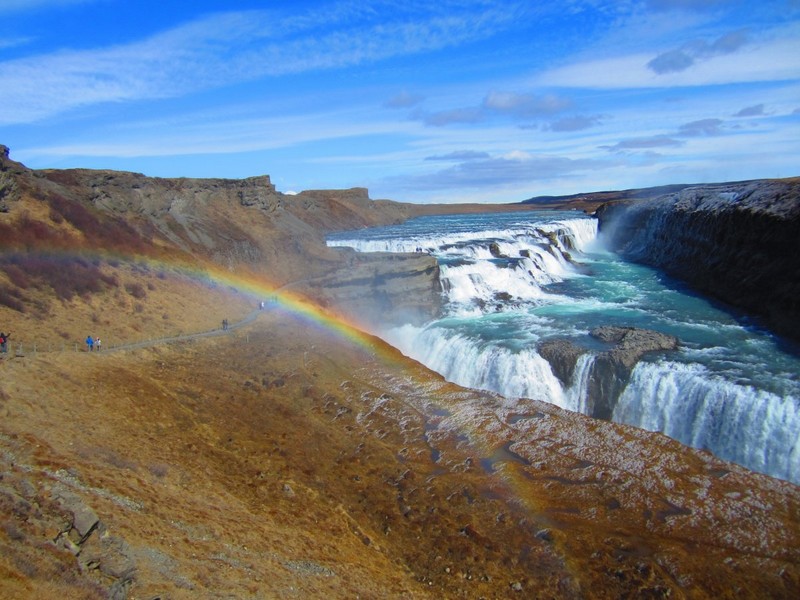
[[1, 306, 268, 358], [104, 307, 264, 353], [4, 270, 341, 358]]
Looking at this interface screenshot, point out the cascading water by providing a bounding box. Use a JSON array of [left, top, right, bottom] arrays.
[[327, 210, 800, 484]]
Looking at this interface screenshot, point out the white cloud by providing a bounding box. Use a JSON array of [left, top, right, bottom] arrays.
[[537, 36, 800, 89], [483, 91, 572, 117], [394, 152, 613, 191], [545, 114, 604, 132], [646, 0, 730, 12], [0, 35, 33, 50], [647, 29, 749, 74], [14, 106, 413, 161], [677, 118, 725, 136], [734, 103, 765, 117], [0, 4, 524, 125], [603, 135, 684, 152], [384, 91, 425, 108], [425, 150, 490, 161]]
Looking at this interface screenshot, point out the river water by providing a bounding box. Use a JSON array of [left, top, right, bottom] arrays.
[[327, 210, 800, 484]]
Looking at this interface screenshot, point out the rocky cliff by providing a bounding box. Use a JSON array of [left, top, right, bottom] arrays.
[[0, 145, 441, 329], [595, 179, 800, 342], [539, 327, 679, 419]]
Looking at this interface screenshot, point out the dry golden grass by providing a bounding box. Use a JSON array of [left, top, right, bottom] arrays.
[[2, 306, 799, 599], [0, 261, 254, 352]]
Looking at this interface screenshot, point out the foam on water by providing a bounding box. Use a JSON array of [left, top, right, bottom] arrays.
[[616, 360, 800, 482]]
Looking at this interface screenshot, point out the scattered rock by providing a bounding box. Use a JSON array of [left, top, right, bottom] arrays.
[[489, 242, 508, 258], [535, 528, 554, 542]]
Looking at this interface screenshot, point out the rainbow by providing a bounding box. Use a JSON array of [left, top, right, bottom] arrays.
[[0, 245, 396, 359], [1, 249, 562, 551], [90, 252, 393, 360], [195, 259, 385, 352]]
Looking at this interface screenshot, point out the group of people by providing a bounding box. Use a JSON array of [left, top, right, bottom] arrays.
[[85, 335, 102, 352], [0, 331, 9, 354]]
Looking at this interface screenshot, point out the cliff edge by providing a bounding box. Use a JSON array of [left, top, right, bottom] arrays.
[[595, 179, 800, 342]]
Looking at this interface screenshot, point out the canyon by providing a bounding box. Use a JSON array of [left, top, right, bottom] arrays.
[[595, 178, 800, 343], [0, 146, 798, 599]]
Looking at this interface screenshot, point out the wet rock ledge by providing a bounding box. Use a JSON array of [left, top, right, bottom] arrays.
[[539, 326, 679, 419]]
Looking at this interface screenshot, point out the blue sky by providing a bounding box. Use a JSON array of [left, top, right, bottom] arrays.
[[1, 0, 798, 203]]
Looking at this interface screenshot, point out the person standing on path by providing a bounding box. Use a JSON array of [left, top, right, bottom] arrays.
[[95, 337, 102, 351], [86, 335, 94, 352]]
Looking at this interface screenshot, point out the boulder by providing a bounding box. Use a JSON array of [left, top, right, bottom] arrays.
[[537, 327, 678, 419], [489, 242, 509, 258]]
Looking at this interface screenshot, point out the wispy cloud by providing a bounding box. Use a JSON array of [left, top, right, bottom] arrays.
[[425, 150, 490, 161], [2, 0, 797, 201], [537, 34, 800, 89], [483, 91, 572, 118], [0, 3, 525, 125], [0, 0, 96, 13], [16, 106, 412, 160], [677, 118, 724, 136], [604, 135, 684, 152], [410, 91, 574, 127], [544, 115, 604, 132], [398, 151, 612, 191], [646, 0, 733, 12], [415, 107, 485, 127], [0, 36, 32, 50], [384, 91, 425, 109]]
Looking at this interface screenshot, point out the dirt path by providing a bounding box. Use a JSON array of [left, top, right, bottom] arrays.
[[104, 306, 266, 353]]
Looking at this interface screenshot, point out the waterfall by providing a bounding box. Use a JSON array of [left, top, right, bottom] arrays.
[[329, 210, 800, 485], [615, 361, 800, 483], [564, 353, 596, 414], [385, 324, 569, 409]]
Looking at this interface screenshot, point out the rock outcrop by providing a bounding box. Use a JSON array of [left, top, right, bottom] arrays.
[[585, 326, 679, 419], [538, 326, 679, 419], [595, 179, 800, 341], [537, 338, 585, 386], [288, 249, 442, 328]]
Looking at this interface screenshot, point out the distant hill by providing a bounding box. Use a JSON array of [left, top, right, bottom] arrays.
[[521, 183, 696, 211]]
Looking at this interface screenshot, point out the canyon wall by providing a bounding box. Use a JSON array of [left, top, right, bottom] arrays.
[[0, 145, 440, 327], [595, 179, 800, 342]]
